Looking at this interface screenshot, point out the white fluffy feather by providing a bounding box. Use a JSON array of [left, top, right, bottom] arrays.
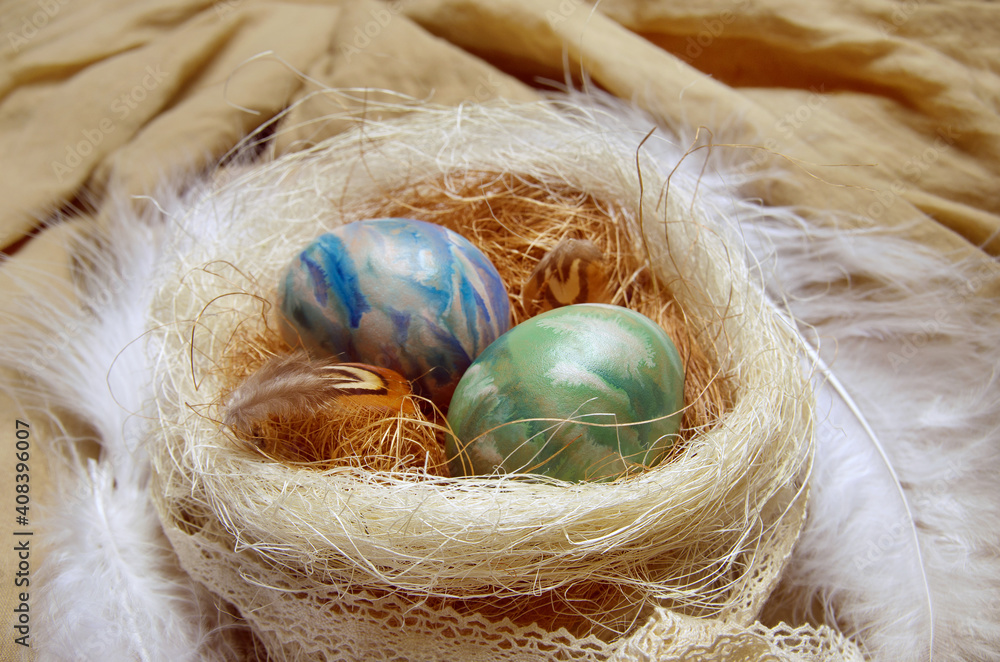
[[1, 207, 251, 662], [35, 461, 214, 661], [746, 210, 1000, 662]]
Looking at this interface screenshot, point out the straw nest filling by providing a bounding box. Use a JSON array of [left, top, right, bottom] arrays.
[[149, 102, 813, 648]]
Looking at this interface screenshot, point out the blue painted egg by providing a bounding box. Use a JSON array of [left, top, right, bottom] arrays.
[[278, 218, 511, 408], [445, 304, 685, 482]]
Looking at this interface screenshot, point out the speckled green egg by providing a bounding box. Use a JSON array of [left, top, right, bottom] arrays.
[[445, 304, 685, 482]]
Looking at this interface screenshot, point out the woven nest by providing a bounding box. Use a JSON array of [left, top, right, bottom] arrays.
[[149, 98, 814, 659]]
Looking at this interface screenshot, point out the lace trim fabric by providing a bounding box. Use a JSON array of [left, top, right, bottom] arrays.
[[155, 477, 858, 662]]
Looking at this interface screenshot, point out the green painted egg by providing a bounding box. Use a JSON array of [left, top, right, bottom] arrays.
[[445, 304, 685, 482]]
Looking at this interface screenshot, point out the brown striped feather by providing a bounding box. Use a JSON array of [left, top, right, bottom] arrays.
[[522, 238, 611, 312], [223, 352, 415, 434]]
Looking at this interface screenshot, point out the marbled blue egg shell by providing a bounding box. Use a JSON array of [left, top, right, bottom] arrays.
[[278, 218, 511, 408], [445, 304, 685, 482]]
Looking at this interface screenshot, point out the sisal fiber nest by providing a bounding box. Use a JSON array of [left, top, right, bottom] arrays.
[[149, 96, 817, 660]]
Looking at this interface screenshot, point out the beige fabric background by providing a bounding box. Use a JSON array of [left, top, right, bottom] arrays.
[[1, 0, 998, 658]]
